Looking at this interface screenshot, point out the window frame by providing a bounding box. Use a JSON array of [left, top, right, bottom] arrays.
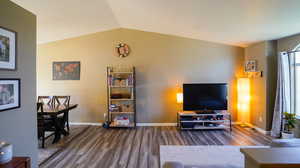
[[293, 51, 300, 117]]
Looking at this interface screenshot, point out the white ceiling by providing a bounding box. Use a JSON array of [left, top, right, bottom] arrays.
[[11, 0, 300, 47], [11, 0, 119, 44]]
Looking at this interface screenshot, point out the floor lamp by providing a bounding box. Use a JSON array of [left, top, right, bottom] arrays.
[[237, 78, 250, 126]]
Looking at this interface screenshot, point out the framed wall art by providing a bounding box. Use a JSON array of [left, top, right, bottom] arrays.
[[0, 79, 20, 112], [245, 59, 257, 72], [53, 61, 80, 80], [0, 27, 16, 70]]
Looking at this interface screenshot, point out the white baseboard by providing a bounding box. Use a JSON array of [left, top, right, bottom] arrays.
[[70, 122, 177, 127], [70, 122, 102, 126], [248, 123, 270, 135], [136, 123, 177, 126], [70, 122, 270, 135], [234, 122, 270, 135]]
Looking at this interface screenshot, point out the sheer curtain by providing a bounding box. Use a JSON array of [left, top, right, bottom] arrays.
[[271, 52, 295, 137]]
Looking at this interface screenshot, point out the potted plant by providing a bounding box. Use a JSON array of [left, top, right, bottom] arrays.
[[282, 112, 296, 139]]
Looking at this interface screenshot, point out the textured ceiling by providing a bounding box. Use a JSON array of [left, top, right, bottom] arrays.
[[11, 0, 300, 47]]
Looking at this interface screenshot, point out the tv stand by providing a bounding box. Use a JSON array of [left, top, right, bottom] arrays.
[[194, 110, 215, 114], [177, 111, 232, 131]]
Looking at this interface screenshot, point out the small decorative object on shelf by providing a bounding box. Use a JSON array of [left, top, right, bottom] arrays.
[[106, 66, 136, 128], [114, 116, 130, 126], [0, 141, 12, 164], [177, 111, 232, 131], [115, 43, 130, 58]]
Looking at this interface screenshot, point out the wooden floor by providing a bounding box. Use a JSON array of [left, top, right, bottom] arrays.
[[40, 125, 272, 168]]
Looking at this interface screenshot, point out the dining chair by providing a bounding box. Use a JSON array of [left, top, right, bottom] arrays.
[[37, 96, 54, 105], [53, 96, 71, 132], [53, 96, 70, 106], [37, 102, 56, 148]]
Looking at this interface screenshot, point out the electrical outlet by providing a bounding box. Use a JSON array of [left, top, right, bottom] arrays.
[[259, 117, 263, 122]]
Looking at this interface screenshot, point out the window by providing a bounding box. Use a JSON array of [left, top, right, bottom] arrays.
[[295, 51, 300, 116]]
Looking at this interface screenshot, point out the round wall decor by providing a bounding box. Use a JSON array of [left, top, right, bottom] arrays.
[[115, 43, 130, 58]]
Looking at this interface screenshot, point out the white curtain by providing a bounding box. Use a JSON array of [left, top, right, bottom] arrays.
[[271, 52, 294, 137]]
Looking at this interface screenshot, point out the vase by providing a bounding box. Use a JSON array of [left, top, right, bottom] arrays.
[[0, 141, 13, 164], [281, 132, 294, 139]]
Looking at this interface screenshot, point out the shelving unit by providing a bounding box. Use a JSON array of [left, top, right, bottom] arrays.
[[177, 111, 232, 131], [107, 66, 136, 128]]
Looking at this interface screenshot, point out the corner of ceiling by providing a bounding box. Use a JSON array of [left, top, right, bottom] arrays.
[[105, 0, 122, 28]]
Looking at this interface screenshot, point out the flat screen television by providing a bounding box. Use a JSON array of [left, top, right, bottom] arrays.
[[183, 83, 228, 111]]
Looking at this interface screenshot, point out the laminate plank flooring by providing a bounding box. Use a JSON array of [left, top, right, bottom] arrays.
[[40, 125, 272, 168]]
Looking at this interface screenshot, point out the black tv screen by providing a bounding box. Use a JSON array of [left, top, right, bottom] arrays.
[[183, 83, 228, 111]]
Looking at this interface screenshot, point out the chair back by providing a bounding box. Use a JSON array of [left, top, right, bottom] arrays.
[[54, 96, 70, 106], [37, 102, 44, 112], [38, 96, 53, 105], [37, 102, 45, 129], [54, 96, 71, 132], [37, 102, 55, 147]]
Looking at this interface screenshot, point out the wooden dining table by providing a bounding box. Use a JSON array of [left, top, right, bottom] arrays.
[[38, 104, 78, 143]]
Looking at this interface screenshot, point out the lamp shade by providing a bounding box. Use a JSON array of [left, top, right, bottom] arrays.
[[237, 78, 250, 124], [177, 93, 183, 104]]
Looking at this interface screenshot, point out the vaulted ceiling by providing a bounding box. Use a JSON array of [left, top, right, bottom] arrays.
[[11, 0, 300, 47]]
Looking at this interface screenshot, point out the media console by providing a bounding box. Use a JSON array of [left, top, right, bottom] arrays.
[[177, 111, 232, 131]]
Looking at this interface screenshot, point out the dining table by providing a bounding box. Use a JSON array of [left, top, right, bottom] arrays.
[[38, 104, 78, 143]]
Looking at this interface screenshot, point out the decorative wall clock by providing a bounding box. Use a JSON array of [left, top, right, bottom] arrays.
[[115, 43, 130, 58]]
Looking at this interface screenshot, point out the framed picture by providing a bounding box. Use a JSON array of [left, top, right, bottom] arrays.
[[0, 79, 20, 112], [0, 27, 16, 70], [245, 59, 257, 72], [53, 61, 80, 80]]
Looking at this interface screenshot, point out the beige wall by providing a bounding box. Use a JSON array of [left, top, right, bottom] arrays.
[[248, 33, 300, 131], [245, 42, 267, 129], [0, 0, 37, 167], [38, 28, 244, 123], [246, 33, 300, 131], [245, 41, 277, 130]]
